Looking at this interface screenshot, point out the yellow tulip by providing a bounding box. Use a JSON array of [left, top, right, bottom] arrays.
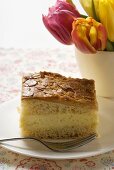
[[79, 0, 94, 17], [99, 0, 114, 42], [79, 0, 99, 19]]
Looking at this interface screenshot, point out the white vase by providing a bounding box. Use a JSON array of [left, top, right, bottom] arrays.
[[75, 49, 114, 98]]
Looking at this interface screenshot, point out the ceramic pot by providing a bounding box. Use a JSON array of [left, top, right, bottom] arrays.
[[75, 49, 114, 98]]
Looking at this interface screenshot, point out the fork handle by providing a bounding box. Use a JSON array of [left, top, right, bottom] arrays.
[[0, 137, 38, 142], [0, 137, 57, 152]]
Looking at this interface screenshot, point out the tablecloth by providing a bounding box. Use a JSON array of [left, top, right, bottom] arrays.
[[0, 47, 114, 170]]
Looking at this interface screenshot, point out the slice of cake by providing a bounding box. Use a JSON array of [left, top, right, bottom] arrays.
[[20, 71, 98, 140]]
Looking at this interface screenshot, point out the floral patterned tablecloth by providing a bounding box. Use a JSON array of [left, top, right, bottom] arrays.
[[0, 47, 114, 170]]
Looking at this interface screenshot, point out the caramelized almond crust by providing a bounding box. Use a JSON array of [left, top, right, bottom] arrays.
[[21, 71, 97, 106]]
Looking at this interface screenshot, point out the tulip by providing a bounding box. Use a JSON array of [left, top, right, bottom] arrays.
[[80, 0, 114, 42], [71, 17, 107, 53], [42, 0, 80, 45], [79, 0, 99, 20], [98, 0, 114, 42], [79, 0, 100, 20]]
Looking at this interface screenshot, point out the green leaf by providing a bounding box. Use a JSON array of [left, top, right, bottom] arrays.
[[106, 40, 114, 51]]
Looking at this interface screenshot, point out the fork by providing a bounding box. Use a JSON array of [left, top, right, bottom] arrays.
[[0, 133, 96, 152]]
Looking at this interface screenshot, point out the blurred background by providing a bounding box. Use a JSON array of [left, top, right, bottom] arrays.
[[0, 0, 86, 48]]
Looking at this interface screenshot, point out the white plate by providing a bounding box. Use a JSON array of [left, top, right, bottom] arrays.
[[0, 97, 114, 160]]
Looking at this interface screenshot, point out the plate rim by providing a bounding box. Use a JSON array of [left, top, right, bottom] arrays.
[[1, 143, 114, 160]]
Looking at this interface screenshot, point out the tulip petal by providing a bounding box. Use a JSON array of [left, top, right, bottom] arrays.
[[56, 0, 80, 17], [89, 26, 97, 46], [99, 0, 114, 42], [42, 15, 64, 44], [93, 0, 100, 20], [80, 0, 99, 20], [79, 0, 94, 17], [86, 17, 107, 50], [97, 24, 107, 50], [42, 15, 70, 44], [42, 12, 73, 45]]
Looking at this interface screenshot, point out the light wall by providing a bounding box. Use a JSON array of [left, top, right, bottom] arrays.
[[0, 0, 86, 48]]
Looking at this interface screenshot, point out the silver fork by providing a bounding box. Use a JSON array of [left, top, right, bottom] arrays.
[[0, 133, 96, 152]]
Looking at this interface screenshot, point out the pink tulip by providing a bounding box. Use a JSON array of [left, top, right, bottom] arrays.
[[42, 0, 80, 45], [71, 17, 107, 53]]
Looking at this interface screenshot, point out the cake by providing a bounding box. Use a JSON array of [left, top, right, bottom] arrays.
[[20, 71, 98, 140]]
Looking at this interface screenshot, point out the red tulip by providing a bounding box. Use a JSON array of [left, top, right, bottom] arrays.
[[71, 17, 107, 53], [42, 0, 80, 45]]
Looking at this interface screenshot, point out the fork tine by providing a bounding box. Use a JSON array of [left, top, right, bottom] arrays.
[[72, 136, 96, 149], [65, 133, 97, 147], [52, 137, 96, 152], [44, 133, 96, 146], [42, 133, 97, 151]]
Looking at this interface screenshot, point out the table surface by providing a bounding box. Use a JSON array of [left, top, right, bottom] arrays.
[[0, 47, 114, 170]]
